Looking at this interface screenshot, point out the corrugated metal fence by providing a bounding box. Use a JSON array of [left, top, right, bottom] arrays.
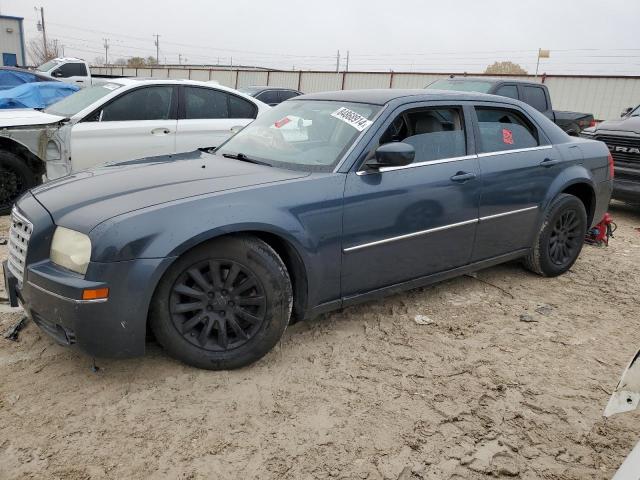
[[91, 67, 640, 120]]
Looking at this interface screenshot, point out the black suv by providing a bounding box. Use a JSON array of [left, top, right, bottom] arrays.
[[581, 105, 640, 203], [238, 86, 303, 106]]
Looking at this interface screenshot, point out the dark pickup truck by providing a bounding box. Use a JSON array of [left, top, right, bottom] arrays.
[[581, 104, 640, 203], [427, 77, 595, 136]]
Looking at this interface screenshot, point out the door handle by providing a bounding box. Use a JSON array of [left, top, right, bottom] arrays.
[[539, 158, 561, 168], [151, 128, 171, 135], [450, 171, 476, 183]]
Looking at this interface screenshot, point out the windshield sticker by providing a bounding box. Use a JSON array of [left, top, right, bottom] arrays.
[[331, 107, 373, 131], [502, 128, 514, 145], [274, 117, 291, 128], [103, 83, 121, 91]]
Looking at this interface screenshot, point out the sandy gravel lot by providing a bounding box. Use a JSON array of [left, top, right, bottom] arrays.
[[1, 203, 639, 479]]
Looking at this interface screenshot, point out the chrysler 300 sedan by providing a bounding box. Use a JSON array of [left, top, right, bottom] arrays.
[[3, 89, 612, 370]]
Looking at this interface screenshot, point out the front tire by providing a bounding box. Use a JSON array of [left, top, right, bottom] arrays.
[[524, 194, 587, 277], [150, 236, 292, 370], [0, 151, 36, 215]]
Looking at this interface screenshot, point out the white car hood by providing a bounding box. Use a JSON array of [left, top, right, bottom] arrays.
[[0, 109, 65, 128]]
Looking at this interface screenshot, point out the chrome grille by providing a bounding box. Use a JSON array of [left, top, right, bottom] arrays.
[[7, 209, 32, 286]]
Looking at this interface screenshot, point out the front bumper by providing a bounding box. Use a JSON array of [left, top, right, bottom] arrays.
[[3, 255, 172, 358]]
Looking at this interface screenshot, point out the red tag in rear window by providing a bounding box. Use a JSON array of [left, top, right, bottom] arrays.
[[274, 117, 291, 128], [502, 128, 514, 145]]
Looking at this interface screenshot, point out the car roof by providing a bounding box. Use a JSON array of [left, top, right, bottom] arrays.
[[243, 86, 298, 91], [106, 77, 248, 92], [437, 76, 540, 86], [296, 88, 503, 106]]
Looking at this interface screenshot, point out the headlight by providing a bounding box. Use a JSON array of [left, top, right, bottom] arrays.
[[50, 227, 92, 275]]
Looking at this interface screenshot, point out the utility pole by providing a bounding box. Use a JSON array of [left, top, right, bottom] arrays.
[[103, 38, 109, 65], [345, 50, 350, 72], [178, 53, 182, 65], [336, 50, 341, 72], [35, 7, 48, 59], [60, 44, 65, 56], [153, 34, 160, 65]]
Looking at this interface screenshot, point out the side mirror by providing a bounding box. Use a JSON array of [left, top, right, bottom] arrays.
[[368, 142, 415, 170], [621, 107, 633, 117], [52, 70, 63, 78]]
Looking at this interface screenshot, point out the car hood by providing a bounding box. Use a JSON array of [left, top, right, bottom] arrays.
[[0, 108, 65, 127], [595, 116, 640, 135], [30, 151, 310, 231]]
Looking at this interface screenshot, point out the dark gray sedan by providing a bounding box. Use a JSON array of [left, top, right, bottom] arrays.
[[3, 89, 612, 369]]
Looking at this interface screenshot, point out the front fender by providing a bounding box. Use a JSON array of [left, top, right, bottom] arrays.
[[89, 174, 346, 308]]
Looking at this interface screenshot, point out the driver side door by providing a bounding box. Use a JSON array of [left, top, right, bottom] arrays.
[[341, 103, 481, 297]]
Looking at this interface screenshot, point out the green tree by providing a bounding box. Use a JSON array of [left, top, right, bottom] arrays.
[[485, 61, 528, 75]]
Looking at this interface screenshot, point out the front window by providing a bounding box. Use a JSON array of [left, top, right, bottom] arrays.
[[427, 79, 494, 93], [44, 83, 123, 118], [36, 59, 59, 72], [216, 100, 381, 172]]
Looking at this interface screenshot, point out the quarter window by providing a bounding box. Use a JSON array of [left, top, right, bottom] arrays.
[[101, 86, 174, 121], [522, 86, 548, 112], [475, 107, 539, 153], [495, 85, 519, 100], [379, 107, 467, 163]]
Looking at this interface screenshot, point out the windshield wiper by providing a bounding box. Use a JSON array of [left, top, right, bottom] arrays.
[[222, 152, 272, 167]]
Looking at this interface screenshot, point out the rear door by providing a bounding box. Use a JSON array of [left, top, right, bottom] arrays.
[[175, 86, 258, 152], [471, 103, 557, 261], [520, 85, 553, 120], [70, 85, 178, 171], [341, 102, 481, 296]]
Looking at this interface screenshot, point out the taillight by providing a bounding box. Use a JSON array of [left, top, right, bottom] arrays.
[[589, 119, 597, 128], [608, 152, 615, 179]]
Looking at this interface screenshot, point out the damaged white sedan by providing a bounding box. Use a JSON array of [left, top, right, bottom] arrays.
[[0, 78, 269, 214]]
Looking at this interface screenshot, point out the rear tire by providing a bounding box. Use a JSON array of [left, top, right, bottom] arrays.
[[524, 194, 587, 277], [0, 151, 36, 215], [150, 235, 292, 370]]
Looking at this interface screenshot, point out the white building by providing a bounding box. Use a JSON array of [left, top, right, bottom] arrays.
[[0, 15, 26, 67]]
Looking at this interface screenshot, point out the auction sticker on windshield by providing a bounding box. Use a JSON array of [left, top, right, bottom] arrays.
[[331, 107, 373, 131]]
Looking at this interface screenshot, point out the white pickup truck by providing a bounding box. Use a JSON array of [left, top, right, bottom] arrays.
[[34, 57, 100, 87], [0, 78, 269, 214]]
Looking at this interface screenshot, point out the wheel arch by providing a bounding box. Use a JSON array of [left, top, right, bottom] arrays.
[[0, 136, 45, 179], [542, 165, 597, 227], [146, 227, 310, 332], [560, 181, 596, 227]]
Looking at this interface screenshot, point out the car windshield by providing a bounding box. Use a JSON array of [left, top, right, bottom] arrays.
[[36, 60, 59, 72], [44, 83, 123, 117], [427, 79, 494, 93], [216, 100, 381, 172]]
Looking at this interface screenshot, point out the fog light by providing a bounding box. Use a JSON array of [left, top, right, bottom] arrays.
[[82, 288, 109, 300]]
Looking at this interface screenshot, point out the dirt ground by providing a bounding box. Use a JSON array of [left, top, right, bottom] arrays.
[[1, 203, 639, 480]]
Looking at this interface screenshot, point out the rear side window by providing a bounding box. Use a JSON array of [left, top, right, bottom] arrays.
[[184, 87, 229, 119], [475, 107, 539, 153], [379, 107, 467, 163], [229, 95, 257, 119], [101, 86, 174, 121], [495, 85, 519, 100], [522, 86, 548, 112], [54, 62, 87, 77]]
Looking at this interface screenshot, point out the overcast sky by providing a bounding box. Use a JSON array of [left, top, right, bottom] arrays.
[[1, 0, 638, 75]]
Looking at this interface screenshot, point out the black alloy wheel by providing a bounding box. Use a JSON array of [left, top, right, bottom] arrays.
[[548, 209, 582, 266], [150, 235, 292, 370], [170, 259, 267, 351]]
